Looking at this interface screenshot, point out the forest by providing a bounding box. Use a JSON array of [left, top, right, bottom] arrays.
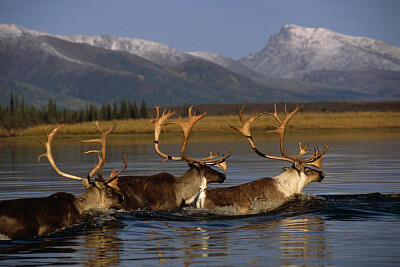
[[0, 92, 149, 129]]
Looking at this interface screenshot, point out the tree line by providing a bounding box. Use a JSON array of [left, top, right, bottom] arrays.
[[0, 93, 149, 129]]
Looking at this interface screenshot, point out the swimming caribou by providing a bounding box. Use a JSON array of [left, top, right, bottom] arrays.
[[196, 104, 329, 214], [0, 122, 126, 240], [107, 106, 232, 211]]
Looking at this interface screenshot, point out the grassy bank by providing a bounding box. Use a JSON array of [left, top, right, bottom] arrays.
[[1, 111, 400, 137]]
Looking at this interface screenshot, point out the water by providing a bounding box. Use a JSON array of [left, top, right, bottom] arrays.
[[1, 130, 400, 266]]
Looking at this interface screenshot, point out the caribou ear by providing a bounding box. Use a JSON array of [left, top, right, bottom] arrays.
[[188, 162, 201, 168]]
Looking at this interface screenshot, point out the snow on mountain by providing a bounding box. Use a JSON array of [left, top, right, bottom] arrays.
[[2, 23, 400, 81], [240, 24, 400, 78], [187, 51, 262, 78], [57, 35, 194, 66], [0, 24, 45, 38], [0, 24, 194, 66]]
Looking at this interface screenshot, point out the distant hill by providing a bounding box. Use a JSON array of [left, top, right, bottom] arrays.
[[1, 23, 399, 108], [239, 25, 400, 100]]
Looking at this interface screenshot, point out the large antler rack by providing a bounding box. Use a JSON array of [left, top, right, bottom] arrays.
[[230, 104, 329, 169], [147, 106, 232, 171], [147, 107, 182, 162], [38, 122, 127, 184]]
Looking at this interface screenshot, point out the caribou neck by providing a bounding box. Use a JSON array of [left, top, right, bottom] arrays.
[[273, 168, 309, 196], [175, 167, 205, 204]]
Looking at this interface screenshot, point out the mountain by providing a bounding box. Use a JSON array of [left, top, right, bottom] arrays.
[[240, 24, 400, 78], [0, 30, 300, 107], [187, 51, 262, 78], [0, 35, 218, 106], [240, 25, 400, 99], [0, 24, 194, 67], [168, 59, 303, 103], [1, 23, 399, 108], [57, 35, 194, 67]]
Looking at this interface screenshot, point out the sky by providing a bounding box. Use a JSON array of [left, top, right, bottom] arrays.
[[1, 0, 399, 59]]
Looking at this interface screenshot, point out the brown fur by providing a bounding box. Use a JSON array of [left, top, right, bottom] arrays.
[[0, 193, 80, 239], [0, 182, 123, 240], [115, 173, 178, 210], [201, 166, 325, 214], [203, 177, 286, 213], [110, 164, 226, 211]]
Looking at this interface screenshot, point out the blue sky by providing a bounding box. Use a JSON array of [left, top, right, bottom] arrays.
[[1, 0, 399, 59]]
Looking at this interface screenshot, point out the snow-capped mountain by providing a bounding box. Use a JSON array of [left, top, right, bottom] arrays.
[[0, 24, 45, 38], [240, 24, 400, 78], [57, 35, 194, 67], [1, 23, 399, 105], [0, 24, 194, 66]]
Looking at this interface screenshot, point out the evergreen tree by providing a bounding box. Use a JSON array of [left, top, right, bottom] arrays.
[[112, 100, 118, 119], [130, 100, 139, 118], [9, 92, 15, 115], [120, 100, 129, 119], [140, 100, 148, 119]]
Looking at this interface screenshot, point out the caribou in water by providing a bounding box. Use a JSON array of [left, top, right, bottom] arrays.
[[107, 106, 231, 211], [0, 122, 127, 240], [196, 104, 329, 214]]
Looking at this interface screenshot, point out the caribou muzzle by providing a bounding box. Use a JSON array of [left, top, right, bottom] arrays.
[[317, 171, 325, 182], [218, 173, 227, 183]]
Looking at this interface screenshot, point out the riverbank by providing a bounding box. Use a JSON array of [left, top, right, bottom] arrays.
[[1, 111, 399, 137]]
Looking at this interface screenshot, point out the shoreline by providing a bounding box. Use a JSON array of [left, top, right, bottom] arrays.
[[1, 111, 400, 138]]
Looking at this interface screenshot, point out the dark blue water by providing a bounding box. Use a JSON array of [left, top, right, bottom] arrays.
[[1, 130, 400, 266]]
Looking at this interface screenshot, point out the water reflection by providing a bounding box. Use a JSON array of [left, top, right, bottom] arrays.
[[276, 216, 330, 266], [177, 225, 229, 265], [1, 130, 400, 265], [82, 222, 122, 266]]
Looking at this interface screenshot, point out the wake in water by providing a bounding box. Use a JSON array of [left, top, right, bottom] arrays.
[[2, 193, 399, 242], [119, 192, 400, 221]]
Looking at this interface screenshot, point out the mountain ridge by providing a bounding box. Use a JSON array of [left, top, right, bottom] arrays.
[[1, 23, 399, 108], [239, 24, 400, 78]]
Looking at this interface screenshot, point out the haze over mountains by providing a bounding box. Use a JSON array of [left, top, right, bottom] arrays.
[[0, 24, 399, 108]]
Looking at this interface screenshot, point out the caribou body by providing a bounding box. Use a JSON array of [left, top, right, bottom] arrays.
[[0, 122, 126, 240], [108, 107, 231, 211], [199, 164, 324, 214], [197, 105, 329, 214]]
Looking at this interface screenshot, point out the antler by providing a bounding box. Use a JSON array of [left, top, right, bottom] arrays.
[[170, 106, 232, 170], [231, 104, 329, 169], [82, 121, 127, 183], [38, 122, 127, 183], [148, 106, 232, 171], [147, 107, 182, 163], [230, 106, 269, 159], [38, 123, 83, 180]]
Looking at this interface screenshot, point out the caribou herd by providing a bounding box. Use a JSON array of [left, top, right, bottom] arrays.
[[0, 104, 329, 239]]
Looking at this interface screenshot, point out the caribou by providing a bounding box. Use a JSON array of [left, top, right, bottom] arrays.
[[196, 104, 329, 214], [107, 106, 232, 211], [0, 122, 127, 240]]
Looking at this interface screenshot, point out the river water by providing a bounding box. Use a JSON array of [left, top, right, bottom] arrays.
[[0, 130, 400, 266]]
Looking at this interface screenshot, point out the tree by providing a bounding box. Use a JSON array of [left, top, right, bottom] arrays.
[[112, 100, 118, 119], [140, 101, 148, 118], [120, 100, 129, 119], [129, 100, 139, 119]]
